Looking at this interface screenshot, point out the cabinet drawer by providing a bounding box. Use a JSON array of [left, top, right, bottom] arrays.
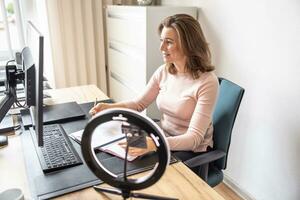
[[108, 42, 146, 92], [109, 75, 138, 102], [106, 15, 146, 48]]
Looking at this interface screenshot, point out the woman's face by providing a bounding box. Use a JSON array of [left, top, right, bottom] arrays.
[[159, 27, 186, 65]]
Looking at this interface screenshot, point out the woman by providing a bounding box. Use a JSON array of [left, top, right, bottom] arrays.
[[90, 14, 219, 158]]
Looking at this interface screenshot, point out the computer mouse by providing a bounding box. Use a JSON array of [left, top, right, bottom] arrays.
[[0, 135, 8, 148]]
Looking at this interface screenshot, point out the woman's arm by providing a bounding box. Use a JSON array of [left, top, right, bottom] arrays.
[[90, 65, 165, 115]]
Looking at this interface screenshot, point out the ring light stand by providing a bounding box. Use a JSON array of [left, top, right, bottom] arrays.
[[81, 108, 177, 200]]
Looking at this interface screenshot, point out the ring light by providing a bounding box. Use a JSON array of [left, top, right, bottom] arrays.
[[81, 108, 176, 199]]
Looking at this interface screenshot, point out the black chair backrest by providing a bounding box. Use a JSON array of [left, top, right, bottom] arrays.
[[212, 78, 244, 170]]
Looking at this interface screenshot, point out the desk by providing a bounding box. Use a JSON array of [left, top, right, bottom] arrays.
[[0, 85, 224, 200]]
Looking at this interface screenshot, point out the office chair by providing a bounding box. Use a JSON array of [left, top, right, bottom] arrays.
[[173, 77, 245, 187]]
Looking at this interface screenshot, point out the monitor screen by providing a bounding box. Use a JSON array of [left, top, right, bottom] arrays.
[[22, 21, 44, 146]]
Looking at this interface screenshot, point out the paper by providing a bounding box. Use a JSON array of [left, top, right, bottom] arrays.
[[99, 138, 138, 161], [69, 121, 138, 161], [69, 120, 125, 148]]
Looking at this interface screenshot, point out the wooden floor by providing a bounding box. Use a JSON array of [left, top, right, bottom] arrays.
[[214, 183, 243, 200]]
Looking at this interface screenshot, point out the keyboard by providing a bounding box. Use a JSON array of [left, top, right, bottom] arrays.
[[31, 124, 83, 173]]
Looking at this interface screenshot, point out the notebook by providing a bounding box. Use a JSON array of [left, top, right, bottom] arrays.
[[69, 120, 138, 161]]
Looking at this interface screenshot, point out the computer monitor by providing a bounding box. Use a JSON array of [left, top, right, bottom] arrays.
[[22, 21, 44, 147], [20, 22, 86, 146]]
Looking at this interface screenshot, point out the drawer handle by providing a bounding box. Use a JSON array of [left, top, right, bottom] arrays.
[[110, 72, 127, 86], [109, 43, 125, 55], [109, 42, 143, 60], [107, 13, 143, 21]]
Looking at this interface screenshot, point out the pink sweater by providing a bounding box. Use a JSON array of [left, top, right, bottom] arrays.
[[124, 65, 219, 152]]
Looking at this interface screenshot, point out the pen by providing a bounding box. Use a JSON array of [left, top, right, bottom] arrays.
[[94, 98, 97, 107], [91, 98, 98, 115]]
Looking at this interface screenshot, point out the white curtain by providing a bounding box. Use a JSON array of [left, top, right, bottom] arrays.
[[45, 0, 107, 93]]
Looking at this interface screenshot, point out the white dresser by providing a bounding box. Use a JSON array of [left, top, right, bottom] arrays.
[[105, 5, 197, 119]]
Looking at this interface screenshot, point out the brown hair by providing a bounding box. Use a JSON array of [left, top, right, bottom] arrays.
[[158, 14, 214, 79]]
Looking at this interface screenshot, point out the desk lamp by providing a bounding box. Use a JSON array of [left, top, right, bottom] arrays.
[[81, 108, 177, 200]]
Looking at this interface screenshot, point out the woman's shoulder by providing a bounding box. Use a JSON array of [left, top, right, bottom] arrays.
[[148, 64, 168, 84], [192, 71, 218, 98], [156, 64, 167, 74], [195, 71, 219, 94], [199, 71, 218, 85], [153, 64, 168, 78]]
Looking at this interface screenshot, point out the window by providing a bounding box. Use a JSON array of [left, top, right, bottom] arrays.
[[0, 0, 24, 65]]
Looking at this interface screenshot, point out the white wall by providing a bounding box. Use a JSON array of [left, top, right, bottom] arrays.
[[161, 0, 300, 200]]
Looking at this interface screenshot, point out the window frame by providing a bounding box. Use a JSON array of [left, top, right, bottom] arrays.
[[0, 0, 25, 66]]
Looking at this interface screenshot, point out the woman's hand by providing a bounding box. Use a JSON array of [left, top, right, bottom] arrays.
[[89, 102, 128, 116], [118, 136, 157, 157], [89, 103, 112, 115]]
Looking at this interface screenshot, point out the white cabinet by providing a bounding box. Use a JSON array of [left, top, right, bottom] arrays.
[[106, 5, 197, 119]]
